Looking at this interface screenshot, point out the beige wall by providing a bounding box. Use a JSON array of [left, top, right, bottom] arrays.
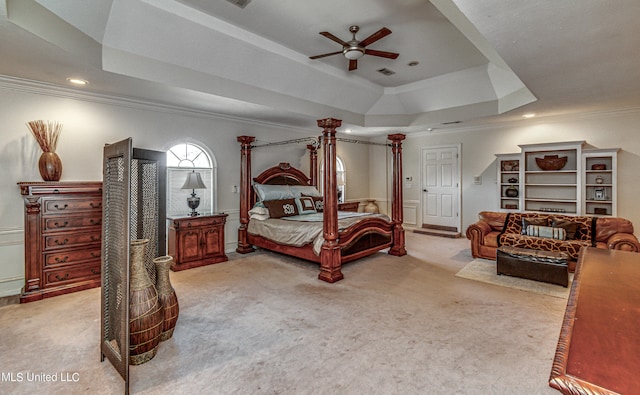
[[0, 82, 372, 296], [390, 110, 640, 232]]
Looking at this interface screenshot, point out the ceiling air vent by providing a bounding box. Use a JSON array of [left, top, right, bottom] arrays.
[[226, 0, 252, 9], [442, 121, 462, 125], [377, 68, 396, 76]]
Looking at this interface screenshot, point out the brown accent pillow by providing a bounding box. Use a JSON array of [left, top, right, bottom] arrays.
[[551, 218, 579, 240], [521, 217, 548, 234], [302, 194, 323, 212], [263, 198, 299, 218]]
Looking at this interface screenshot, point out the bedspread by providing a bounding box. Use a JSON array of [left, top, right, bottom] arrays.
[[248, 212, 390, 255]]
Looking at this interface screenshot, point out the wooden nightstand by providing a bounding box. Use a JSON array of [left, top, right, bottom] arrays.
[[167, 213, 228, 271]]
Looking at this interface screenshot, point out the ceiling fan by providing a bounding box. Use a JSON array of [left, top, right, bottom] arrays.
[[309, 25, 399, 71]]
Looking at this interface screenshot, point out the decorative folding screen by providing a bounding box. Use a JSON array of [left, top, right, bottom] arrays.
[[101, 139, 166, 394]]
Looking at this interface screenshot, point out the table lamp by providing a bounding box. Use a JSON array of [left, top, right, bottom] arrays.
[[181, 170, 207, 216]]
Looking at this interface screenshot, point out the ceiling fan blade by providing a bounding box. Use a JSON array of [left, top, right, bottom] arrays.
[[319, 31, 348, 46], [309, 51, 343, 60], [349, 59, 358, 71], [364, 49, 399, 59], [358, 27, 392, 47]]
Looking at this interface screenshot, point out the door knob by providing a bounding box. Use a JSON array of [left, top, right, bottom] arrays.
[[423, 189, 428, 192]]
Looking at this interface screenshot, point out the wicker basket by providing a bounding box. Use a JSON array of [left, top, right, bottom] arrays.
[[535, 155, 567, 171]]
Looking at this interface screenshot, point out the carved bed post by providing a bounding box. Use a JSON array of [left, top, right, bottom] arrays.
[[388, 133, 407, 256], [237, 136, 255, 254], [317, 118, 344, 283], [307, 143, 318, 187]]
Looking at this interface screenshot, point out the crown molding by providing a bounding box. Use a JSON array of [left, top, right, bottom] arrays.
[[0, 74, 318, 134]]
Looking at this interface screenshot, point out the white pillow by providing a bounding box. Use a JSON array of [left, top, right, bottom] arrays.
[[290, 185, 322, 197], [253, 184, 296, 201]]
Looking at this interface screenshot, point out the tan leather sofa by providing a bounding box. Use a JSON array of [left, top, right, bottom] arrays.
[[466, 211, 640, 264]]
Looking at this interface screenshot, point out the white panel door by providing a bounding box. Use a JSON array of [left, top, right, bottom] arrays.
[[422, 146, 459, 229]]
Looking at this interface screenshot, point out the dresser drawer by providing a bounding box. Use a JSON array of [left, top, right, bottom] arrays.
[[44, 230, 102, 250], [44, 246, 101, 268], [43, 214, 102, 232], [43, 261, 101, 287], [173, 216, 225, 229], [42, 197, 102, 215]]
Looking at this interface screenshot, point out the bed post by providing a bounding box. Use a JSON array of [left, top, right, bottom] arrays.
[[317, 118, 344, 283], [237, 135, 255, 254], [307, 143, 318, 187], [388, 133, 407, 256]]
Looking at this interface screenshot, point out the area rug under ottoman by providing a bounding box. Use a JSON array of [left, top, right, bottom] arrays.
[[455, 259, 571, 299]]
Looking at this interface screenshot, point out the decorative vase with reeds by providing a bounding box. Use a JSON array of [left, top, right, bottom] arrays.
[[129, 239, 164, 365], [26, 120, 63, 181], [153, 255, 179, 341]]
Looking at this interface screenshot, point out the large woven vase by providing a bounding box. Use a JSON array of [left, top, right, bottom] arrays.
[[38, 152, 62, 181], [153, 255, 179, 341], [129, 239, 163, 365]]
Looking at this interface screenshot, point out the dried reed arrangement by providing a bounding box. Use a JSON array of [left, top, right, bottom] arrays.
[[26, 120, 62, 153]]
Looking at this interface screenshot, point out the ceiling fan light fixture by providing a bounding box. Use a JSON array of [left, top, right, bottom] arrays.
[[343, 47, 364, 60]]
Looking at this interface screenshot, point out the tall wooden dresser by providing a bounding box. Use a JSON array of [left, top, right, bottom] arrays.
[[19, 182, 103, 303]]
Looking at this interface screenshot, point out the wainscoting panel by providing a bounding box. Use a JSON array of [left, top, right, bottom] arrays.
[[0, 228, 25, 297], [404, 200, 419, 226]]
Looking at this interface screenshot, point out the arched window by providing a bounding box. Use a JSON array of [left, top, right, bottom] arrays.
[[320, 156, 346, 203], [166, 143, 216, 216]]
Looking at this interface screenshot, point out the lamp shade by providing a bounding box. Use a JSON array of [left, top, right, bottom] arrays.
[[181, 172, 207, 190]]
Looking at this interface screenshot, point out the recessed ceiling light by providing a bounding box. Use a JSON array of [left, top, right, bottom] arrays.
[[345, 129, 352, 134], [523, 113, 536, 118], [67, 77, 88, 86]]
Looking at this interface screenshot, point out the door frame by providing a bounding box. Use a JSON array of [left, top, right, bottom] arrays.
[[420, 143, 462, 232]]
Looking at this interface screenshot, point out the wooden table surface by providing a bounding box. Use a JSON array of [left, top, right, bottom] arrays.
[[549, 247, 640, 395]]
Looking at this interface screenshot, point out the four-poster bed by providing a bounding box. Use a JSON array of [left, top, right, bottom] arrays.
[[236, 118, 406, 282]]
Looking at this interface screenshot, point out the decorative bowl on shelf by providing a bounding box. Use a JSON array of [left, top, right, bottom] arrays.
[[591, 164, 606, 170], [535, 155, 568, 171]]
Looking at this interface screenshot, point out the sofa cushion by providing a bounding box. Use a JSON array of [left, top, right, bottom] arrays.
[[478, 211, 508, 231], [525, 225, 567, 240], [550, 218, 580, 240], [595, 217, 635, 242], [521, 217, 548, 234]]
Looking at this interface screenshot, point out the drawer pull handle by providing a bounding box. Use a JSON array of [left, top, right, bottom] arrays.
[[91, 252, 100, 258], [54, 204, 68, 210], [54, 221, 69, 228], [55, 256, 69, 263], [91, 235, 100, 242], [55, 273, 70, 281], [90, 219, 102, 225], [91, 268, 100, 275], [54, 238, 69, 246], [90, 202, 102, 209]]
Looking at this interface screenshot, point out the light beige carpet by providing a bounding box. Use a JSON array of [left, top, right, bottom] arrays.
[[455, 259, 571, 299]]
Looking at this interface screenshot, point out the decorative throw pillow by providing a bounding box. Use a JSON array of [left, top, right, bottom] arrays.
[[525, 225, 566, 240], [550, 218, 579, 240], [302, 194, 323, 212], [295, 196, 317, 215], [290, 185, 322, 197], [521, 217, 548, 234], [263, 198, 299, 218]]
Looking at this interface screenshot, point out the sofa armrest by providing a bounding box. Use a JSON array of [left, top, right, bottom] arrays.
[[606, 233, 640, 252], [466, 220, 493, 258]]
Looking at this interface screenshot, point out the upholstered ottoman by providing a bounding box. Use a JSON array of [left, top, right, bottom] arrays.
[[496, 246, 569, 287]]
